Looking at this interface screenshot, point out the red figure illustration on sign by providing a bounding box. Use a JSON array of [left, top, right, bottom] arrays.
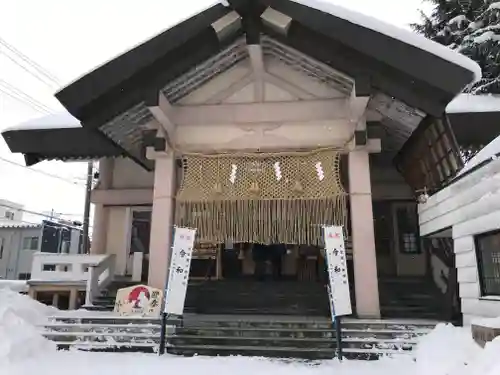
[[128, 286, 150, 309]]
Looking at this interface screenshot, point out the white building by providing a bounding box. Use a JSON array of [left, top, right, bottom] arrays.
[[419, 133, 500, 324], [0, 199, 85, 280], [0, 199, 41, 280], [0, 199, 24, 222]]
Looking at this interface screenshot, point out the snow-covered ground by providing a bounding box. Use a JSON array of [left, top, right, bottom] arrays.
[[1, 289, 500, 375]]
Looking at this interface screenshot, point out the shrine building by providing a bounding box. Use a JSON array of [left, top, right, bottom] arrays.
[[2, 0, 495, 320]]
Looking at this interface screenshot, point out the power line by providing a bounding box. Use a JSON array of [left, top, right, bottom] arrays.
[[0, 217, 91, 232], [0, 86, 51, 114], [0, 156, 87, 187], [0, 36, 61, 87], [0, 47, 59, 90], [0, 78, 54, 113], [0, 203, 90, 227]]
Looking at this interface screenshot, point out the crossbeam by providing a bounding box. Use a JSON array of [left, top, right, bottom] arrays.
[[171, 99, 351, 125], [147, 92, 176, 146]]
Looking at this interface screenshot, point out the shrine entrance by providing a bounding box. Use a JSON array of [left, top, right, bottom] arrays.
[[175, 149, 349, 315], [184, 242, 334, 316]]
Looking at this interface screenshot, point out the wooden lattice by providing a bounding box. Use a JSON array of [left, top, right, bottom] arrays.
[[175, 149, 347, 245]]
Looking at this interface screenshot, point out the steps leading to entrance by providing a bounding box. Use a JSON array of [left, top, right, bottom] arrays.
[[86, 277, 447, 321], [84, 279, 138, 312], [379, 278, 446, 320], [185, 280, 331, 316], [39, 315, 437, 360]]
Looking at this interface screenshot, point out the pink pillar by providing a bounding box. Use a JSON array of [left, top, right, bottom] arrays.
[[348, 150, 381, 318], [148, 154, 176, 289], [90, 158, 113, 255], [90, 204, 108, 255]]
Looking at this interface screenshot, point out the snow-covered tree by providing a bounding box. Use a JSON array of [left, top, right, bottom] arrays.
[[412, 0, 500, 94]]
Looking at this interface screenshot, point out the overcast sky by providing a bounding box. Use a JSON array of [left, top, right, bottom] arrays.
[[0, 0, 431, 224]]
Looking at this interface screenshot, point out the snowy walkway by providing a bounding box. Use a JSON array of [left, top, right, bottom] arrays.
[[1, 289, 500, 375]]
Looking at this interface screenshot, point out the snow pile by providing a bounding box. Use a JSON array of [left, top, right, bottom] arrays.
[[0, 289, 56, 364], [2, 289, 500, 375], [412, 323, 482, 375], [464, 337, 500, 375], [0, 280, 28, 293]]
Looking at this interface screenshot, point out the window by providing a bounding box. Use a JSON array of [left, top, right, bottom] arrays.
[[395, 117, 463, 192], [4, 211, 14, 220], [18, 273, 31, 280], [475, 231, 500, 296], [22, 236, 39, 250], [395, 205, 421, 254], [0, 237, 4, 258]]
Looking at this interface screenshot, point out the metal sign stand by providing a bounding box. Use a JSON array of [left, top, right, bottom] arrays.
[[335, 316, 343, 360], [158, 311, 168, 355]]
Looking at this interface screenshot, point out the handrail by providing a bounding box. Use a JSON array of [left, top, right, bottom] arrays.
[[31, 253, 110, 282], [84, 254, 116, 306]]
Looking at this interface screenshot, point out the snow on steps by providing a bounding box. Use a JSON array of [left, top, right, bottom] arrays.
[[38, 315, 437, 360]]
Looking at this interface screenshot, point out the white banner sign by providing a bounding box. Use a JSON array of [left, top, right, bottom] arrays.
[[323, 225, 352, 317], [163, 226, 196, 315]]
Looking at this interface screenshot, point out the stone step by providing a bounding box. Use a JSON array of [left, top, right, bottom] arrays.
[[166, 343, 409, 360], [169, 334, 416, 349], [41, 315, 433, 360], [176, 327, 427, 340]]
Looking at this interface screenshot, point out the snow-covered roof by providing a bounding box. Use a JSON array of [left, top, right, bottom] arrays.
[[4, 112, 81, 132], [290, 0, 482, 80], [0, 220, 41, 229], [446, 94, 500, 114], [457, 135, 500, 176]]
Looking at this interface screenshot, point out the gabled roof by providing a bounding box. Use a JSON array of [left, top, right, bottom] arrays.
[[56, 0, 478, 121], [2, 0, 481, 168], [2, 112, 125, 165], [446, 94, 500, 146]]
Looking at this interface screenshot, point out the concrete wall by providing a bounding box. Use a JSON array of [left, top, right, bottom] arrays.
[[370, 162, 425, 277], [0, 227, 41, 279], [0, 199, 24, 221], [419, 159, 500, 323], [111, 158, 154, 189]]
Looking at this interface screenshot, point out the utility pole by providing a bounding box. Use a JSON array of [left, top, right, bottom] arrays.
[[81, 161, 93, 254]]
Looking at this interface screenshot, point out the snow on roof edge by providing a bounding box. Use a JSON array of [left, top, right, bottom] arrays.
[[456, 134, 500, 177], [446, 94, 500, 114], [290, 0, 482, 80], [3, 112, 81, 132], [59, 1, 227, 94]]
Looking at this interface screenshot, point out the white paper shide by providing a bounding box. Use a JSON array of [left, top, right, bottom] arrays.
[[323, 225, 352, 317], [163, 226, 196, 315]]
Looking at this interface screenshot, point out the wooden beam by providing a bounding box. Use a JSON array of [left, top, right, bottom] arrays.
[[211, 11, 242, 42], [349, 96, 370, 130], [264, 72, 316, 100], [172, 99, 350, 125], [248, 44, 265, 102], [205, 73, 253, 104], [147, 92, 176, 145], [260, 7, 292, 35]]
